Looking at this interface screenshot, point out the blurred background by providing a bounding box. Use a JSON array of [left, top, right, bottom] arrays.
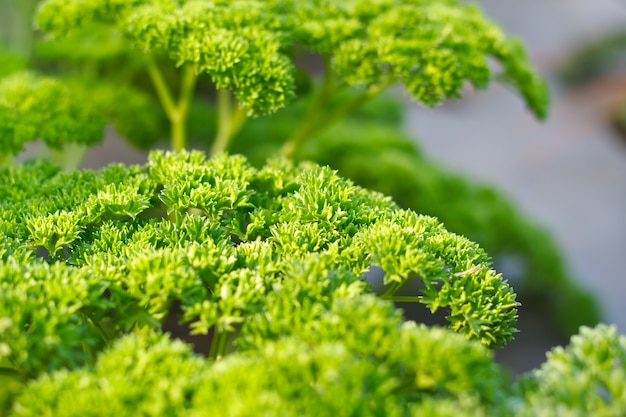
[[405, 0, 626, 368], [2, 0, 626, 372], [407, 0, 626, 334], [405, 0, 626, 369]]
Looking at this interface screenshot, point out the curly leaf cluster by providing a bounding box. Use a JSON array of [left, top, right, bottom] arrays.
[[280, 0, 548, 116], [516, 324, 626, 416], [34, 21, 134, 62], [0, 71, 105, 157], [0, 259, 109, 375], [36, 0, 548, 117], [37, 0, 296, 116], [11, 297, 510, 417], [293, 113, 600, 335], [0, 151, 517, 380]]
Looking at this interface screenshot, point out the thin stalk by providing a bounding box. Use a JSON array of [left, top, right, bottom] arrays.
[[211, 90, 248, 155], [179, 63, 198, 116], [308, 80, 393, 138], [170, 113, 186, 152], [230, 106, 248, 144], [280, 56, 338, 157], [0, 367, 24, 380], [208, 327, 231, 360], [172, 63, 198, 152], [213, 88, 232, 155], [385, 296, 422, 303], [82, 312, 111, 347], [145, 56, 198, 151], [380, 281, 403, 299], [0, 153, 13, 169], [216, 328, 230, 359], [50, 143, 88, 170], [145, 55, 177, 118], [10, 0, 37, 58]]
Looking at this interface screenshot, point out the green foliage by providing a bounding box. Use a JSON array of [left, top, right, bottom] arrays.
[[0, 48, 27, 78], [8, 288, 624, 416], [0, 258, 109, 377], [36, 0, 296, 117], [32, 0, 547, 152], [0, 70, 105, 165], [227, 92, 600, 336], [0, 152, 518, 386], [515, 324, 626, 416], [0, 1, 620, 415], [9, 297, 512, 417], [296, 116, 600, 335], [558, 29, 626, 86], [0, 151, 539, 415], [10, 332, 206, 417], [34, 20, 134, 63], [325, 2, 546, 115], [66, 77, 169, 149]]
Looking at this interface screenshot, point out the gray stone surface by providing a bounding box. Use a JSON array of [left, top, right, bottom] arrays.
[[405, 0, 626, 335]]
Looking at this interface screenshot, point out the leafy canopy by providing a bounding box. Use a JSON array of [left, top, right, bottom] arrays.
[[33, 0, 548, 153], [36, 0, 547, 116], [10, 298, 511, 417], [0, 151, 518, 381], [0, 71, 105, 166]]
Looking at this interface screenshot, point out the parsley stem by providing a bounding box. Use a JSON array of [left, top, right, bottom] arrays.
[[314, 81, 391, 134], [280, 55, 337, 157], [172, 63, 198, 152], [145, 55, 177, 120], [0, 367, 25, 382], [145, 57, 197, 152], [208, 328, 230, 361], [281, 67, 393, 158], [10, 0, 37, 58], [0, 153, 13, 169], [380, 281, 403, 299], [385, 296, 422, 303], [211, 90, 247, 155], [48, 143, 87, 170], [82, 312, 111, 347]]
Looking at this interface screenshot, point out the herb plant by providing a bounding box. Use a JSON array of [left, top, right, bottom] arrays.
[[232, 96, 600, 336], [31, 0, 548, 154], [0, 70, 105, 168], [0, 0, 622, 415], [1, 0, 597, 334], [2, 152, 624, 416]]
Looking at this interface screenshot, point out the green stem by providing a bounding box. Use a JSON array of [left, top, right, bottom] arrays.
[[309, 81, 392, 138], [0, 153, 14, 169], [385, 296, 422, 303], [9, 0, 37, 58], [145, 57, 197, 151], [83, 312, 111, 347], [213, 88, 232, 155], [230, 106, 248, 142], [0, 367, 24, 380], [217, 328, 230, 358], [145, 55, 177, 118], [208, 328, 230, 360], [380, 281, 403, 299], [172, 63, 198, 152], [280, 56, 338, 157], [211, 90, 247, 155], [208, 328, 220, 360], [49, 143, 88, 170], [170, 113, 186, 152]]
